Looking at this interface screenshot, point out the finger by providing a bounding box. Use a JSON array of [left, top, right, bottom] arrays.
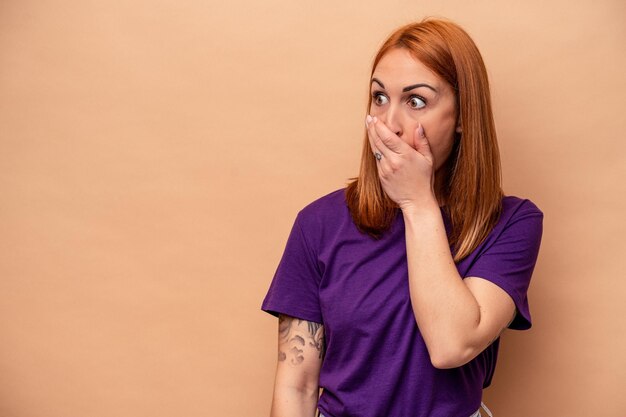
[[366, 115, 388, 160], [413, 123, 434, 162], [365, 115, 377, 153], [372, 117, 408, 154], [365, 116, 379, 160]]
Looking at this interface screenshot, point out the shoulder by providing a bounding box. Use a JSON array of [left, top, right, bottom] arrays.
[[500, 195, 544, 227], [467, 195, 543, 254], [477, 195, 544, 252], [291, 188, 351, 252], [299, 188, 347, 214], [295, 188, 349, 228]]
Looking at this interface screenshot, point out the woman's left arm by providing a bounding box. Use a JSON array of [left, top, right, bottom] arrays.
[[402, 203, 515, 369], [366, 116, 516, 369]]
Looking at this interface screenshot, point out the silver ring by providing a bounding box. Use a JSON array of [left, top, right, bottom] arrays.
[[375, 152, 382, 161]]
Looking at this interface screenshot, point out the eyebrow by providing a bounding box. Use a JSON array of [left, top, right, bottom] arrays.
[[371, 77, 438, 93]]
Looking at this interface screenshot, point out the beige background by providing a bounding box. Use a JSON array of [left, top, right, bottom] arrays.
[[1, 0, 625, 416]]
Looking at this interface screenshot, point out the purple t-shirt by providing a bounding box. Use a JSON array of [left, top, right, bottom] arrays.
[[262, 188, 543, 417]]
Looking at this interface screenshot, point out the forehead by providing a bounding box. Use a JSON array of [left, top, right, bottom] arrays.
[[372, 48, 443, 90]]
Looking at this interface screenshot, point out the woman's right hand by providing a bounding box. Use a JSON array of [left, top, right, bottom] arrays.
[[270, 314, 324, 417]]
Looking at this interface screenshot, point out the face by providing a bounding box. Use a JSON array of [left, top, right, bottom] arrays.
[[369, 47, 461, 172]]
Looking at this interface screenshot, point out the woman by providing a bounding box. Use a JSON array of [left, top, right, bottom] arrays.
[[262, 18, 543, 417]]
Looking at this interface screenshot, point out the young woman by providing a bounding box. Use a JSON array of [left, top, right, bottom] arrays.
[[262, 18, 543, 417]]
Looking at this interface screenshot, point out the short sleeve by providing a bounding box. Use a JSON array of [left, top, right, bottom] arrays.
[[464, 200, 544, 330], [261, 212, 323, 324]]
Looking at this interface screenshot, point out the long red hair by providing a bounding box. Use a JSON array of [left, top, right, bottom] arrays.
[[345, 18, 503, 262]]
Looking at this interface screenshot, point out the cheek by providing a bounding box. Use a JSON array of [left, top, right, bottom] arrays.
[[432, 138, 456, 171], [422, 126, 456, 168], [422, 109, 456, 147]]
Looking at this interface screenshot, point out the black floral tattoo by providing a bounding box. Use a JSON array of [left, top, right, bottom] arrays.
[[308, 321, 325, 359], [277, 314, 325, 365]]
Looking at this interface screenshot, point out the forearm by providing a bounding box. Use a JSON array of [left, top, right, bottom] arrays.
[[402, 201, 481, 368], [270, 383, 319, 417]]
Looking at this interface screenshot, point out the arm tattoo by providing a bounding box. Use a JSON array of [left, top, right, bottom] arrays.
[[307, 321, 325, 358], [278, 315, 325, 365]]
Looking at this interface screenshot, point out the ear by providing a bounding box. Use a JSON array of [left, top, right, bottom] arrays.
[[455, 117, 462, 133]]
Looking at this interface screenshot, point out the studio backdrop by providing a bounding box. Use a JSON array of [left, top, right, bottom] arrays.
[[1, 1, 625, 416]]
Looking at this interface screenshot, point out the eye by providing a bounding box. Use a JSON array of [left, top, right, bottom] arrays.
[[372, 92, 389, 106], [408, 95, 426, 109]]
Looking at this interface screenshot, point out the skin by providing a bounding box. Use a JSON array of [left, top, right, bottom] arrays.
[[270, 314, 324, 417], [365, 47, 516, 368], [368, 47, 461, 207], [269, 46, 517, 416]]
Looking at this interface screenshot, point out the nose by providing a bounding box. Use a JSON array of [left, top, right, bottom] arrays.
[[379, 103, 403, 139]]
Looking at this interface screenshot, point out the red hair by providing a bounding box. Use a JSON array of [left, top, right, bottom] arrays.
[[345, 18, 503, 262]]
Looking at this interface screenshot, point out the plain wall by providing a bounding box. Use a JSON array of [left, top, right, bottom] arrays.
[[1, 0, 625, 416]]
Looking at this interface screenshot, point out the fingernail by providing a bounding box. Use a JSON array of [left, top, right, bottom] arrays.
[[366, 115, 372, 125], [418, 124, 425, 137], [372, 116, 378, 123]]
